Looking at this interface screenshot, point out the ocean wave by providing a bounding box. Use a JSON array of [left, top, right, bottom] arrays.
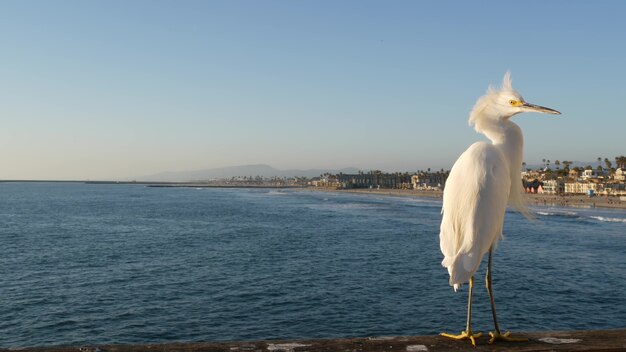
[[536, 211, 580, 218], [307, 202, 378, 212], [589, 216, 626, 223]]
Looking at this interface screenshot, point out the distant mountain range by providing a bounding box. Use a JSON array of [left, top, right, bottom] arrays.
[[136, 164, 360, 182], [136, 160, 613, 182]]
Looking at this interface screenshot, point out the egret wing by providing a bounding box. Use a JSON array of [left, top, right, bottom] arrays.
[[439, 142, 511, 288]]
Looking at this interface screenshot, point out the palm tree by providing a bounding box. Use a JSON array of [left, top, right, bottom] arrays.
[[545, 168, 553, 180], [604, 158, 613, 172], [554, 160, 560, 170], [562, 160, 571, 172], [615, 156, 626, 169]]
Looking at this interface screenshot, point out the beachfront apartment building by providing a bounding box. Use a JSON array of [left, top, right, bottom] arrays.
[[411, 173, 445, 190], [310, 176, 341, 188], [603, 182, 626, 195], [564, 181, 602, 195], [336, 172, 413, 189], [541, 179, 564, 194]]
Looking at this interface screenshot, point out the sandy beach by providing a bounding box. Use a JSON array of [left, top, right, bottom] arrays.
[[310, 187, 626, 210]]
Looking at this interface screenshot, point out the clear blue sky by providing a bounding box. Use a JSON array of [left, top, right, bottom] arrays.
[[1, 1, 625, 180]]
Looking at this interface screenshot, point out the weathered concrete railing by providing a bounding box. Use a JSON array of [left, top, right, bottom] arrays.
[[4, 329, 626, 352]]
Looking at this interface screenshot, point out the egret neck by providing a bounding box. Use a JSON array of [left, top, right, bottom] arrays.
[[477, 115, 527, 217]]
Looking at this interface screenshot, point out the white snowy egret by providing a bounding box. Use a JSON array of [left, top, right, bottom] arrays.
[[439, 72, 560, 346]]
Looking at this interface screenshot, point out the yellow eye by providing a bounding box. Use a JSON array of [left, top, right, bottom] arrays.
[[509, 99, 522, 107]]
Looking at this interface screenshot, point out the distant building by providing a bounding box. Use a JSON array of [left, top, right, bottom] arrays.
[[541, 179, 564, 194], [412, 173, 446, 190], [615, 168, 626, 182], [337, 171, 412, 189], [564, 181, 602, 195], [521, 170, 542, 180], [603, 182, 626, 196], [311, 176, 341, 188], [581, 169, 599, 180]]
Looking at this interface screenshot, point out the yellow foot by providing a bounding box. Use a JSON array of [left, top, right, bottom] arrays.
[[488, 331, 528, 344], [440, 330, 483, 347]]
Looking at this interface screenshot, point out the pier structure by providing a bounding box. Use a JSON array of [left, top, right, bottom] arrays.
[[7, 329, 626, 352]]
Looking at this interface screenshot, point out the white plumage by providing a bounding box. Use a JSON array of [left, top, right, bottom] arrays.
[[440, 141, 510, 290], [439, 72, 560, 345]]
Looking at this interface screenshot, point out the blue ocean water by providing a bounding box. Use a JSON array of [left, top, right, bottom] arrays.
[[1, 182, 625, 348]]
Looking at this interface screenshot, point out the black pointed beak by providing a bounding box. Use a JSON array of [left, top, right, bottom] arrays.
[[522, 102, 561, 115]]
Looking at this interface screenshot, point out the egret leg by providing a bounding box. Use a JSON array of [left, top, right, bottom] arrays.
[[440, 276, 483, 347], [486, 248, 528, 344]]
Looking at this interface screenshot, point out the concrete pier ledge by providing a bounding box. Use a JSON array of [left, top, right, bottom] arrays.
[[4, 329, 626, 352]]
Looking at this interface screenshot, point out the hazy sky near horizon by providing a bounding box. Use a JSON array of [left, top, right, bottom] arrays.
[[2, 1, 625, 180]]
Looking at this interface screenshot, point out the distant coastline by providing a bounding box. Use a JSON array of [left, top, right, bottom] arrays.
[[309, 187, 626, 210], [3, 180, 624, 210], [146, 184, 307, 189]]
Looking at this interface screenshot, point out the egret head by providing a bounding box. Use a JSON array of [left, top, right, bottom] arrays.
[[469, 72, 561, 131]]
